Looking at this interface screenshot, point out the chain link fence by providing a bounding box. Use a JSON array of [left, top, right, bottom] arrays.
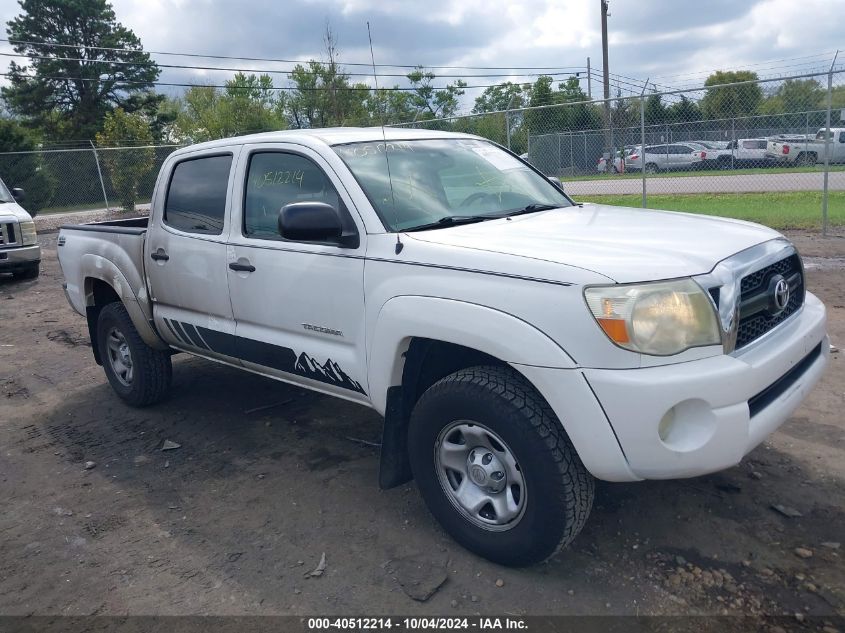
[[0, 144, 180, 216], [395, 67, 845, 235], [0, 67, 843, 235]]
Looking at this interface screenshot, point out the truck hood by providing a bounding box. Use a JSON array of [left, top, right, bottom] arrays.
[[405, 203, 782, 283], [0, 201, 33, 223]]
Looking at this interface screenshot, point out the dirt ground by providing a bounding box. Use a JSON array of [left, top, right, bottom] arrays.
[[1, 229, 844, 625]]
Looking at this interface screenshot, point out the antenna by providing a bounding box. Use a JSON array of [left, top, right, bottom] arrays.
[[367, 21, 403, 254]]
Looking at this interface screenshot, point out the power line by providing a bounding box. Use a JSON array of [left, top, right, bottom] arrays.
[[0, 50, 590, 80], [0, 71, 563, 92], [0, 37, 586, 71]]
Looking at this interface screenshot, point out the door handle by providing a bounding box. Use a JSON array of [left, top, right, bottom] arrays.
[[229, 261, 256, 273], [150, 248, 169, 262]]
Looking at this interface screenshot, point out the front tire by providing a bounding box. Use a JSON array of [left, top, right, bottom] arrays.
[[97, 302, 172, 407], [408, 366, 594, 566]]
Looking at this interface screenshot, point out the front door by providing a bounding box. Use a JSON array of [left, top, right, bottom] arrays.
[[226, 144, 369, 403], [146, 149, 241, 363]]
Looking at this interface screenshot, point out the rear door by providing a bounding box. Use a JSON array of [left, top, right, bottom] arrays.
[[225, 143, 370, 403], [146, 148, 242, 363]]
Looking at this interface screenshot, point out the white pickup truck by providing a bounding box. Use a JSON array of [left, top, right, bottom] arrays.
[[57, 128, 829, 566], [767, 128, 845, 166], [0, 178, 40, 280]]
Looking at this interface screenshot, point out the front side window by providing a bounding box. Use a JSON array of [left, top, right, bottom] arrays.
[[244, 152, 345, 239], [164, 154, 233, 235], [334, 138, 571, 232], [0, 177, 13, 203]]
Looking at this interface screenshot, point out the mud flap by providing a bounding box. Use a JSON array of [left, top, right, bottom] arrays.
[[379, 386, 413, 489]]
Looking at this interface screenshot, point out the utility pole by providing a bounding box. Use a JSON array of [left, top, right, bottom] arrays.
[[586, 56, 592, 99], [600, 0, 612, 155]]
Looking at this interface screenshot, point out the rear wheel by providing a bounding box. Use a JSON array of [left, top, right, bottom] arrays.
[[644, 162, 659, 174], [408, 366, 594, 566], [795, 152, 817, 167], [717, 156, 733, 170], [97, 302, 172, 407]]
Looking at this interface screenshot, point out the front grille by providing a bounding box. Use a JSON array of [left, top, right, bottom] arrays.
[[0, 222, 18, 247], [735, 254, 803, 350]]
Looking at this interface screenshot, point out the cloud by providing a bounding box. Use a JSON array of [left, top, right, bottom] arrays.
[[0, 0, 842, 108]]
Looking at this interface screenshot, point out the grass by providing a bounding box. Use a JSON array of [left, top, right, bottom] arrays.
[[560, 164, 845, 182], [575, 192, 845, 229]]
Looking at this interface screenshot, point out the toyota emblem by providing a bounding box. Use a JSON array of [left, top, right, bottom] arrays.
[[771, 276, 790, 313]]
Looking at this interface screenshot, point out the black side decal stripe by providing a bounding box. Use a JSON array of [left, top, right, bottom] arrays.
[[193, 324, 366, 395], [173, 321, 199, 348], [163, 318, 185, 344], [180, 322, 210, 350]]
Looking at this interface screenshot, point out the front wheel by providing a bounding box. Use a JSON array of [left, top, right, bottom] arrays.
[[408, 366, 594, 566], [97, 302, 172, 407]]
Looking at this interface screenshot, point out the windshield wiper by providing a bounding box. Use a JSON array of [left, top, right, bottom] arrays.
[[501, 203, 560, 217], [403, 215, 495, 232]]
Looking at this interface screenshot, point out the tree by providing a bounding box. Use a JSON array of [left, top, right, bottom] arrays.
[[760, 78, 825, 119], [2, 0, 160, 140], [700, 71, 763, 120], [644, 93, 668, 124], [95, 108, 153, 212], [667, 95, 702, 123], [406, 68, 467, 120], [172, 73, 286, 143], [472, 82, 528, 114], [0, 119, 54, 212]]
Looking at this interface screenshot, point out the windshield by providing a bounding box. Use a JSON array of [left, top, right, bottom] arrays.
[[0, 178, 13, 203], [333, 138, 572, 231]]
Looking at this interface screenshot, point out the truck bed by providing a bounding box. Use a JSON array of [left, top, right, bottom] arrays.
[[60, 216, 149, 234], [57, 216, 150, 320]]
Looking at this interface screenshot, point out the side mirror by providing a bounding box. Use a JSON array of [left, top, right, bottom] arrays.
[[278, 201, 354, 247], [547, 176, 564, 191], [11, 187, 24, 202]]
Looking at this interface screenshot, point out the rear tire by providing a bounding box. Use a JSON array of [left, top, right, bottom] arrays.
[[97, 302, 172, 407], [13, 263, 39, 280], [717, 157, 732, 170], [408, 366, 594, 567], [644, 162, 659, 174], [795, 153, 817, 167]]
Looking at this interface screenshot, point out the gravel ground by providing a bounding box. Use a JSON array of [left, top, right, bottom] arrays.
[[1, 228, 844, 628]]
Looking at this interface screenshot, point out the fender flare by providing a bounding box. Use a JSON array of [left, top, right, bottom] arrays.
[[368, 295, 576, 415], [81, 254, 167, 351]]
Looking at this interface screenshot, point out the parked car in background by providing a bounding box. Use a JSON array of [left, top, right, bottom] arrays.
[[767, 128, 845, 166], [596, 146, 639, 173], [723, 138, 771, 168], [0, 178, 40, 280], [625, 143, 707, 173], [692, 140, 730, 150]]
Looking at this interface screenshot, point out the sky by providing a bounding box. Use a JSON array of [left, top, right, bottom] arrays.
[[0, 0, 843, 110]]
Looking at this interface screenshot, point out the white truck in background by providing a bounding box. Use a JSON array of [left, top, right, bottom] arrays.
[[0, 177, 40, 280], [767, 128, 845, 166], [57, 128, 828, 566]]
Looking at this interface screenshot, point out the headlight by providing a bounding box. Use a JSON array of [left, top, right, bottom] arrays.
[[19, 220, 37, 246], [584, 279, 721, 356]]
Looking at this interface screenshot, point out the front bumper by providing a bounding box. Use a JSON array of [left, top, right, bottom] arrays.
[[0, 244, 40, 271], [584, 292, 828, 480]]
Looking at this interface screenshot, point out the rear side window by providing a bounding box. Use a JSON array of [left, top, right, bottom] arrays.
[[164, 155, 233, 235]]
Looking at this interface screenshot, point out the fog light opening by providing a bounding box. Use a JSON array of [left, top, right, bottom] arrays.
[[656, 399, 719, 453]]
